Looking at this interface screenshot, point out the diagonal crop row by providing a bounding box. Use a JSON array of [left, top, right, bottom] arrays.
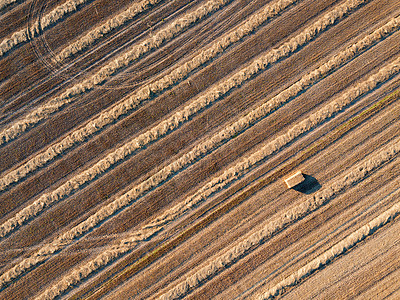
[[238, 178, 400, 300], [0, 0, 232, 145], [0, 0, 304, 237], [0, 8, 393, 289], [259, 196, 400, 299], [0, 0, 370, 241], [34, 227, 161, 300], [0, 0, 91, 57], [29, 52, 400, 299], [140, 55, 400, 237], [0, 0, 23, 10], [0, 0, 376, 290], [158, 137, 400, 300], [54, 0, 166, 62], [0, 0, 301, 192], [81, 88, 400, 300]]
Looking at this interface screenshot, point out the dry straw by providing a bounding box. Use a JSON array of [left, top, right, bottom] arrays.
[[0, 0, 304, 234], [0, 0, 230, 146], [0, 0, 301, 192], [0, 0, 304, 292], [33, 29, 400, 300], [259, 200, 400, 299], [0, 0, 90, 57], [158, 139, 400, 300], [0, 4, 395, 291], [0, 0, 376, 244], [54, 0, 164, 62], [0, 0, 390, 294], [1, 0, 378, 239], [0, 0, 20, 10]]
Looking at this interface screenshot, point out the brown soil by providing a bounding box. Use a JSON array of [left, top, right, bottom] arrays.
[[0, 0, 400, 299]]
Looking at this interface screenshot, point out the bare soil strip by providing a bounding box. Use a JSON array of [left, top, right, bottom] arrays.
[[0, 0, 233, 146], [0, 0, 302, 194], [353, 254, 400, 299], [73, 89, 400, 300], [53, 0, 176, 62], [259, 200, 400, 299], [0, 0, 24, 12], [0, 0, 198, 124], [3, 26, 398, 299], [4, 43, 396, 300], [0, 0, 355, 241], [0, 2, 387, 268], [0, 0, 93, 57], [1, 0, 399, 298]]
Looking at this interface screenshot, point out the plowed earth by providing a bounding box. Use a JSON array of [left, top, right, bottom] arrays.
[[0, 0, 399, 299]]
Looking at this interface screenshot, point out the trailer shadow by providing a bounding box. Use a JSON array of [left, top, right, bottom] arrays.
[[292, 174, 321, 194]]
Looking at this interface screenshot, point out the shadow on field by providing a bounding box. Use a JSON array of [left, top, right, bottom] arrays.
[[292, 174, 321, 194]]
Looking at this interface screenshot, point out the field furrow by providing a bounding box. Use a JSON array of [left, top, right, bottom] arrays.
[[264, 205, 400, 300], [0, 0, 303, 195], [0, 0, 93, 57], [0, 0, 23, 11], [0, 0, 235, 146], [1, 0, 399, 298], [0, 0, 360, 244], [2, 12, 391, 293], [59, 78, 400, 299], [101, 90, 400, 300]]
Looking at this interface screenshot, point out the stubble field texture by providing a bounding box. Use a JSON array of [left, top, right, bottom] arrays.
[[0, 0, 400, 299]]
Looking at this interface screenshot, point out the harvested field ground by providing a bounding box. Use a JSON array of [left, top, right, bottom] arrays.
[[0, 0, 400, 299]]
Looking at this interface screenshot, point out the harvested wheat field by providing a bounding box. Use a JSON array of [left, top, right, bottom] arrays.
[[0, 0, 400, 299]]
